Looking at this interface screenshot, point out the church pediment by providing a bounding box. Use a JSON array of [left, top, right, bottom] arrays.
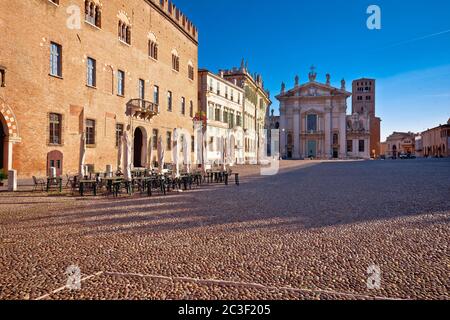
[[277, 81, 351, 100]]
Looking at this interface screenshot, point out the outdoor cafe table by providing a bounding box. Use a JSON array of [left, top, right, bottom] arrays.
[[79, 179, 98, 196], [46, 176, 63, 192], [103, 177, 123, 192]]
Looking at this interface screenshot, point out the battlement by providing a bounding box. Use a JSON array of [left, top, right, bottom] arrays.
[[148, 0, 198, 42]]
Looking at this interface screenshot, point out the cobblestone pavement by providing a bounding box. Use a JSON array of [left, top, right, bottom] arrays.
[[0, 159, 449, 300]]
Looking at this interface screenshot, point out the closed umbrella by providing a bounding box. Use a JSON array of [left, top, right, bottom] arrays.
[[148, 138, 154, 170], [202, 137, 208, 174], [172, 129, 180, 178], [183, 135, 190, 174], [79, 133, 86, 178], [123, 131, 132, 181], [117, 134, 123, 172], [222, 137, 227, 171], [157, 135, 165, 174]]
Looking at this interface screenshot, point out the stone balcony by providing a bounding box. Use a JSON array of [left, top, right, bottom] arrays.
[[126, 99, 159, 121], [301, 130, 325, 136]]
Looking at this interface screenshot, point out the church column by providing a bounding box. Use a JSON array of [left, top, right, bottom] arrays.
[[280, 105, 287, 158], [339, 111, 346, 158], [293, 108, 300, 159], [324, 108, 331, 159]]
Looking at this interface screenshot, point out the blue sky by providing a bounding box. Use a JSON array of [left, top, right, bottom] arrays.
[[175, 0, 450, 140]]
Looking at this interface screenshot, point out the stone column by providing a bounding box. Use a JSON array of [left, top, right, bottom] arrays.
[[353, 139, 358, 158], [7, 139, 13, 170], [339, 111, 347, 158], [293, 108, 300, 159], [324, 109, 331, 159], [280, 105, 287, 158]]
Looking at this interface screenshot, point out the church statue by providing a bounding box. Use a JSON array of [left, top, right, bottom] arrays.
[[341, 78, 346, 90], [308, 65, 317, 82], [295, 75, 299, 87], [326, 73, 331, 85], [281, 82, 286, 93]]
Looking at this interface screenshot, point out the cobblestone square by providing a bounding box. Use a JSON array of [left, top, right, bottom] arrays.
[[0, 159, 449, 300]]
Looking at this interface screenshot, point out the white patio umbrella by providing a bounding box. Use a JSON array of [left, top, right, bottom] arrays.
[[79, 133, 86, 178], [157, 135, 165, 174], [148, 138, 154, 170], [172, 129, 180, 178], [183, 135, 190, 174], [222, 136, 228, 171], [202, 137, 208, 174], [123, 131, 132, 181], [117, 134, 123, 172]]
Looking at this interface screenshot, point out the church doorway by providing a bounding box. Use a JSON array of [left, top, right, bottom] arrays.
[[332, 148, 339, 159], [392, 145, 397, 159], [307, 140, 317, 158], [133, 127, 144, 168]]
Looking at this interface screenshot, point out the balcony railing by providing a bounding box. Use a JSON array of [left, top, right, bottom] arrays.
[[301, 130, 324, 136], [127, 99, 159, 121]]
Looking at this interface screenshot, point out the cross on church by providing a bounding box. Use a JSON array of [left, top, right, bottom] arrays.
[[310, 65, 316, 73]]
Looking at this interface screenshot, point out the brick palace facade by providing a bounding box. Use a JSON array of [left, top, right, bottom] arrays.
[[0, 0, 198, 178]]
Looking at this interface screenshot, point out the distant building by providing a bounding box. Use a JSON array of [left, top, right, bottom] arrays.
[[415, 135, 423, 158], [198, 69, 245, 165], [351, 78, 381, 158], [277, 68, 351, 159], [222, 61, 271, 164], [385, 132, 416, 158], [422, 119, 450, 158]]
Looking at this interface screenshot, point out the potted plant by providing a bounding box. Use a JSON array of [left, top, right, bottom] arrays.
[[0, 170, 7, 187]]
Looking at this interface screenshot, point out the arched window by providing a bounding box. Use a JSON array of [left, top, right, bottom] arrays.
[[333, 133, 339, 145], [171, 50, 180, 71], [148, 33, 158, 60], [118, 17, 131, 44], [84, 1, 101, 28]]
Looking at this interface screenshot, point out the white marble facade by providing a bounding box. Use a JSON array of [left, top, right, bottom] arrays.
[[277, 69, 351, 160]]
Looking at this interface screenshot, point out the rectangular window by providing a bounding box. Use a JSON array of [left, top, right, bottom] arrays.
[[117, 70, 125, 96], [189, 100, 194, 117], [347, 140, 353, 153], [0, 68, 5, 87], [166, 131, 172, 151], [153, 85, 159, 105], [167, 91, 173, 112], [216, 82, 220, 95], [209, 79, 213, 92], [359, 140, 365, 152], [116, 124, 124, 147], [49, 113, 62, 145], [307, 114, 318, 132], [181, 97, 186, 115], [215, 108, 221, 122], [191, 135, 195, 152], [139, 79, 145, 100], [152, 129, 159, 150], [87, 57, 96, 87], [50, 42, 62, 77], [86, 119, 96, 145], [188, 65, 194, 80]]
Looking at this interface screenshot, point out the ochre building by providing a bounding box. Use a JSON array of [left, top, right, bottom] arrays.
[[0, 0, 198, 178]]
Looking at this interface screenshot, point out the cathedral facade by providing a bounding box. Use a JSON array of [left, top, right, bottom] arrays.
[[277, 68, 351, 160], [277, 68, 373, 160]]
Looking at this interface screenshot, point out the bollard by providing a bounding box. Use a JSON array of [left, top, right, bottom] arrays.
[[8, 169, 17, 192]]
